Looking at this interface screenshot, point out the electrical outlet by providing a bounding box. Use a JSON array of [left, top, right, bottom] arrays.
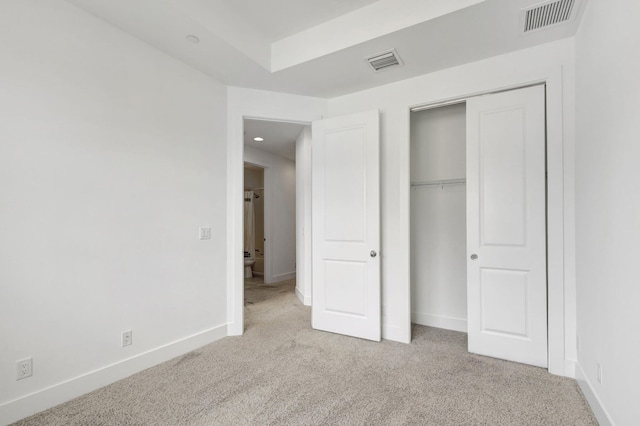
[[597, 363, 602, 384], [16, 358, 33, 380], [199, 227, 211, 240], [122, 330, 133, 347]]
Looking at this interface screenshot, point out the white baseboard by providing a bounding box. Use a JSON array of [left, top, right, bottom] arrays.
[[0, 324, 228, 426], [412, 312, 467, 332], [575, 362, 613, 426], [272, 271, 295, 282], [295, 287, 311, 306]]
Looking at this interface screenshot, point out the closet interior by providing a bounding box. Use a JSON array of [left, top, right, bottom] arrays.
[[410, 102, 468, 332]]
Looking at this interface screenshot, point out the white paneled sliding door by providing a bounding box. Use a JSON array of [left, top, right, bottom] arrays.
[[466, 85, 548, 367]]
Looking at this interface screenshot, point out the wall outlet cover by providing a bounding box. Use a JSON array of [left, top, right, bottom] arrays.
[[17, 358, 33, 380], [122, 330, 133, 347], [199, 227, 212, 240]]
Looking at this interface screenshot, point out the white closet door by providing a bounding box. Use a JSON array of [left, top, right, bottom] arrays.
[[466, 85, 547, 367], [311, 110, 381, 341]]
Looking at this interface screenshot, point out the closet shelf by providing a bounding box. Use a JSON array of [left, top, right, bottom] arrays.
[[410, 178, 466, 188]]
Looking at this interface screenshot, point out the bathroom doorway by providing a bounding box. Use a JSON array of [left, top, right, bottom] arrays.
[[244, 163, 266, 281]]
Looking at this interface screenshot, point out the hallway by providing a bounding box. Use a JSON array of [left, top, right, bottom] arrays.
[[244, 277, 297, 331]]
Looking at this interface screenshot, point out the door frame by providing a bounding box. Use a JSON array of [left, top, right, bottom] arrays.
[[405, 72, 569, 375], [227, 101, 317, 336]]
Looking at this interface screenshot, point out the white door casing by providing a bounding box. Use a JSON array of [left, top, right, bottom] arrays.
[[466, 85, 548, 367], [311, 110, 381, 341]]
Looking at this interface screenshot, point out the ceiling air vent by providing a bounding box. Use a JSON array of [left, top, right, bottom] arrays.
[[523, 0, 576, 32], [365, 49, 403, 72]]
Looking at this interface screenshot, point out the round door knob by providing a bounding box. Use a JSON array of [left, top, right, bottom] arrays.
[[370, 250, 377, 258], [470, 254, 478, 260]]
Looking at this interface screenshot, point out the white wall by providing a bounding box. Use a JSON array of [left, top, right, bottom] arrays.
[[574, 0, 640, 424], [0, 1, 228, 423], [244, 147, 296, 283], [226, 87, 326, 335], [327, 38, 576, 377], [410, 104, 467, 331]]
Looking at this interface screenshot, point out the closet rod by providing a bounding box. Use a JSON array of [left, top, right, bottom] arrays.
[[411, 178, 466, 188]]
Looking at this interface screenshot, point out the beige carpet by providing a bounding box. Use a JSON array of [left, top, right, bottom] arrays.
[[15, 278, 597, 425]]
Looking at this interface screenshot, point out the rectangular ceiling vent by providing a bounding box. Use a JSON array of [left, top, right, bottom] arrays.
[[523, 0, 576, 32], [365, 49, 403, 72]]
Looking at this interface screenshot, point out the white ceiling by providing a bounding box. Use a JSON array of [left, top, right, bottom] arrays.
[[244, 119, 307, 162], [65, 0, 585, 98], [224, 0, 379, 42]]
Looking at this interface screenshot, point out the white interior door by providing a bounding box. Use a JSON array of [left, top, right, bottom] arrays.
[[466, 85, 547, 367], [311, 110, 381, 341]]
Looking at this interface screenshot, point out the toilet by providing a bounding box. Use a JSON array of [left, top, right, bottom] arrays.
[[244, 252, 255, 278]]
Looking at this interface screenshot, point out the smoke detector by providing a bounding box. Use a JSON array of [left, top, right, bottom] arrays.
[[364, 49, 404, 72], [521, 0, 579, 33]]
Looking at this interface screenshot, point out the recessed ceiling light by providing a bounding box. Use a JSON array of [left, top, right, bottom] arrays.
[[253, 137, 264, 142], [186, 35, 200, 44]]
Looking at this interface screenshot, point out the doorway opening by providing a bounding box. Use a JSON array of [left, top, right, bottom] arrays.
[[242, 118, 311, 327], [243, 163, 265, 280]]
